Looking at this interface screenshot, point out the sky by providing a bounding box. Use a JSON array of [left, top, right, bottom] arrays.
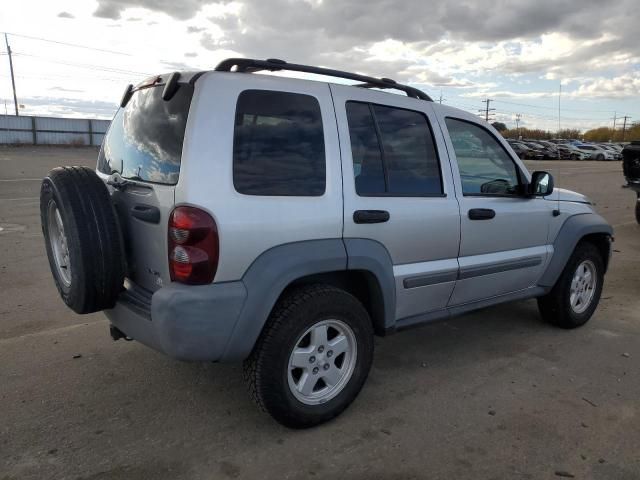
[[1, 0, 639, 131]]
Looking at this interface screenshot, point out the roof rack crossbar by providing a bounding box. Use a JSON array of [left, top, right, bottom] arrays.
[[214, 58, 433, 102]]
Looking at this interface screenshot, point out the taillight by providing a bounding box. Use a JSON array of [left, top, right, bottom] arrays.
[[168, 206, 219, 284]]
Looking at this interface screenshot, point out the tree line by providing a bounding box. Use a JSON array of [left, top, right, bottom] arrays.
[[491, 121, 640, 142]]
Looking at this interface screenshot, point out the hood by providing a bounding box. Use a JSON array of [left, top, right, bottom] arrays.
[[555, 187, 593, 204]]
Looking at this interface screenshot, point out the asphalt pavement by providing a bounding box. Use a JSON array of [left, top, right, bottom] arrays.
[[1, 146, 638, 479]]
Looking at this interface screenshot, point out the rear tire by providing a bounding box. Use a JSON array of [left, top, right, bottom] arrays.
[[40, 167, 125, 314], [537, 242, 604, 329], [635, 195, 640, 224], [243, 284, 374, 428]]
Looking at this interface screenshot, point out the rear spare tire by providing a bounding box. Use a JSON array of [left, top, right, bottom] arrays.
[[40, 166, 125, 314]]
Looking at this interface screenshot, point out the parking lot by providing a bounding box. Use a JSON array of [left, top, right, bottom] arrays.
[[1, 146, 639, 479]]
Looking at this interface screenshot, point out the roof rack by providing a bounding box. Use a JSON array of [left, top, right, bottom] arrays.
[[214, 58, 433, 102]]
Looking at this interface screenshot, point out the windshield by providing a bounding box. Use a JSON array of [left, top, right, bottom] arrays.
[[98, 83, 194, 185]]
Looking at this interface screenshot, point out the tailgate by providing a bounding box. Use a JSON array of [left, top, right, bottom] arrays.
[[97, 77, 194, 291]]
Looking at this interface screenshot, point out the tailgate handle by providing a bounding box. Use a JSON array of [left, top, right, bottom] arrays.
[[468, 208, 496, 220], [131, 204, 160, 224], [353, 210, 390, 224]]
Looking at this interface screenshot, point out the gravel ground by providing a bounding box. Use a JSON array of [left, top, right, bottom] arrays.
[[1, 146, 639, 480]]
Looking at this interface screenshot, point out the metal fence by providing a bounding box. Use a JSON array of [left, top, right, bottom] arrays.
[[0, 114, 110, 146]]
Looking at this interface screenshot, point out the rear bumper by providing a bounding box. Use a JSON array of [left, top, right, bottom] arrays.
[[104, 280, 247, 361]]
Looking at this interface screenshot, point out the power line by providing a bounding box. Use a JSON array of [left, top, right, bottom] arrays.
[[491, 98, 624, 114], [13, 52, 152, 77], [1, 31, 131, 56]]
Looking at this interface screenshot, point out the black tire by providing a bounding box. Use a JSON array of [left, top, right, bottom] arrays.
[[635, 196, 640, 224], [40, 167, 125, 314], [537, 242, 604, 329], [243, 284, 374, 429], [596, 153, 604, 161]]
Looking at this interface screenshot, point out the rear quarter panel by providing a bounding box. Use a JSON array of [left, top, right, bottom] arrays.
[[177, 72, 343, 282]]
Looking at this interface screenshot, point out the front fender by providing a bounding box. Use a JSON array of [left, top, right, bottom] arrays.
[[538, 213, 613, 288]]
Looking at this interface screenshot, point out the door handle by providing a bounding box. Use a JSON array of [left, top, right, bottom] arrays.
[[353, 210, 390, 224], [468, 208, 495, 220], [131, 204, 161, 224]]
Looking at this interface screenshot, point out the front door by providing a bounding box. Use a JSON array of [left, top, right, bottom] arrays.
[[330, 85, 461, 322], [437, 113, 555, 305]]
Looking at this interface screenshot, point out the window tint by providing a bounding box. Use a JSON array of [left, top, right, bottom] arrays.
[[98, 83, 193, 185], [346, 101, 442, 196], [233, 90, 325, 196], [445, 118, 521, 196]]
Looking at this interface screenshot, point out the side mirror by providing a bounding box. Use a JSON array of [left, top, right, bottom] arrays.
[[529, 171, 554, 196]]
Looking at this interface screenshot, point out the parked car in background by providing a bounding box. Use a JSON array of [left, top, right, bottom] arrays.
[[558, 144, 588, 160], [575, 144, 616, 161], [598, 144, 623, 160], [507, 140, 533, 159], [507, 140, 544, 160], [525, 141, 559, 160], [523, 141, 555, 159]]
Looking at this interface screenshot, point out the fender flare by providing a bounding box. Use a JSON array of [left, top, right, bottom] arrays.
[[220, 238, 396, 361], [538, 213, 613, 288]]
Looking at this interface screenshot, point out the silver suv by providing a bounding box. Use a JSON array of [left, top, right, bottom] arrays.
[[40, 58, 613, 428]]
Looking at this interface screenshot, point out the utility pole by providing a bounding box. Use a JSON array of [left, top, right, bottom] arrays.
[[515, 113, 521, 139], [621, 116, 631, 141], [438, 90, 445, 104], [479, 99, 494, 122], [558, 82, 561, 134], [4, 34, 19, 116], [611, 112, 617, 141]]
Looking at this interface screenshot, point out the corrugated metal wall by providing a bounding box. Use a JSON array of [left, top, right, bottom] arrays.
[[0, 115, 111, 146]]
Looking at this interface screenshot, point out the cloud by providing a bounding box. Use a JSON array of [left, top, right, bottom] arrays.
[[91, 0, 640, 90], [20, 96, 118, 119], [57, 11, 75, 19], [94, 0, 208, 20]]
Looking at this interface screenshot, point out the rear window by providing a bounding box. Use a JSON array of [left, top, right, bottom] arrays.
[[98, 83, 194, 185], [233, 90, 326, 196]]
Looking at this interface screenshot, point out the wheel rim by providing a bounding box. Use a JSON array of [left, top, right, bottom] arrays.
[[569, 260, 597, 314], [47, 200, 72, 287], [287, 319, 357, 405]]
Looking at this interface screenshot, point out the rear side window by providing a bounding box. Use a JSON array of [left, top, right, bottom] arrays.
[[233, 90, 326, 196], [346, 101, 442, 196], [98, 83, 193, 185]]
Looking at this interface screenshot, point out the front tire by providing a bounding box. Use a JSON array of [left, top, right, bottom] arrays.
[[636, 194, 640, 224], [243, 284, 374, 428], [537, 242, 604, 329]]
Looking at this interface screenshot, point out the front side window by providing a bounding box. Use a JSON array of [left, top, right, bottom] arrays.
[[233, 90, 325, 196], [346, 101, 443, 196], [445, 118, 522, 196]]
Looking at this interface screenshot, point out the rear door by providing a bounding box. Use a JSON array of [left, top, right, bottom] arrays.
[[330, 85, 461, 322], [97, 79, 194, 291]]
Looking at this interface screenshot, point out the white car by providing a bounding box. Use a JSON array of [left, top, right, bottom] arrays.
[[575, 144, 616, 161]]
